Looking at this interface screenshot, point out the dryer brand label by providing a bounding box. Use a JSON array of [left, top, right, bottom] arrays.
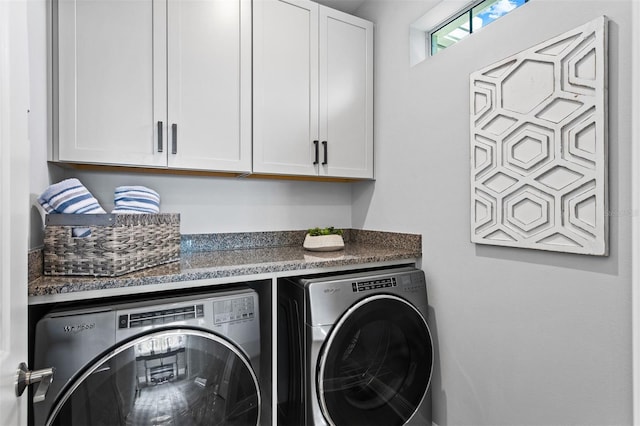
[[323, 287, 341, 295], [63, 322, 96, 334]]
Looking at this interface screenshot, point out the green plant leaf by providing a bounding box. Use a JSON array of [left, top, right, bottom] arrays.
[[307, 226, 343, 236]]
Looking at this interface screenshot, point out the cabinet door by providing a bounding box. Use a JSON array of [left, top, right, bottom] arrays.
[[253, 0, 319, 176], [166, 0, 251, 172], [56, 0, 167, 167], [319, 7, 373, 179]]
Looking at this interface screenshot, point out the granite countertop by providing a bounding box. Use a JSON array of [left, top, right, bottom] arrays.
[[28, 229, 421, 302]]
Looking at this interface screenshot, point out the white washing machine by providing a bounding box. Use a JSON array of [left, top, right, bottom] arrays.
[[32, 287, 261, 426], [278, 267, 433, 426]]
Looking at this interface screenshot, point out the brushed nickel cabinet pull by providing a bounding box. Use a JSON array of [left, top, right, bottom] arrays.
[[171, 123, 177, 154], [157, 121, 163, 152]]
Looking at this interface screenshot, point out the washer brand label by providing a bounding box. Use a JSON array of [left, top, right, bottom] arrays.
[[63, 323, 96, 334], [323, 287, 341, 295]]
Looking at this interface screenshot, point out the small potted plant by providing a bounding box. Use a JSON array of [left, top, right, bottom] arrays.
[[303, 227, 345, 251]]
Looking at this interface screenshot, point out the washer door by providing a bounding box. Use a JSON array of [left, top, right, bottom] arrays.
[[46, 328, 260, 426], [317, 295, 433, 426]]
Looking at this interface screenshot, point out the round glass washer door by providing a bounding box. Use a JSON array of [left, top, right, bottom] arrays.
[[317, 295, 433, 426], [46, 328, 260, 426]]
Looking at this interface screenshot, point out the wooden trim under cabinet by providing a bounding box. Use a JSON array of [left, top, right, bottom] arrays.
[[54, 163, 371, 183]]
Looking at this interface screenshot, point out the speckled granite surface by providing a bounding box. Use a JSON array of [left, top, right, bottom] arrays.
[[181, 230, 345, 252], [180, 229, 422, 252], [28, 248, 43, 283], [29, 229, 421, 300]]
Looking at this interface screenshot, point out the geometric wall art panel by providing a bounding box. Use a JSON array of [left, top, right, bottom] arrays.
[[470, 16, 608, 255]]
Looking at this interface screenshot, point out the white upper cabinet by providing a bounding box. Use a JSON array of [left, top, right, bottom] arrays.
[[253, 0, 319, 177], [56, 0, 163, 167], [55, 0, 251, 173], [166, 0, 251, 171], [253, 0, 373, 179]]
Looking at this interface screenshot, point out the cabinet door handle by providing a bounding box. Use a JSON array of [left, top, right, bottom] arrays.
[[322, 141, 328, 165], [171, 124, 177, 154], [313, 140, 319, 165], [157, 121, 163, 153]]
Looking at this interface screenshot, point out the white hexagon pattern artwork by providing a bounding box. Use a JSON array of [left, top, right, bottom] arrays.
[[470, 16, 608, 255]]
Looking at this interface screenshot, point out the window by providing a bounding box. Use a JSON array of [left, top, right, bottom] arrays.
[[430, 0, 528, 55]]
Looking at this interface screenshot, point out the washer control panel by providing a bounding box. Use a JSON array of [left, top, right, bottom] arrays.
[[118, 304, 205, 329], [116, 292, 257, 331], [213, 295, 255, 325]]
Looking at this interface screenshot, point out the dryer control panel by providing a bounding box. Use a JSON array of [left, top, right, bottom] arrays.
[[351, 277, 397, 292]]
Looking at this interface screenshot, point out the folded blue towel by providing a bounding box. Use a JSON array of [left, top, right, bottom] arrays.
[[112, 186, 160, 214], [37, 178, 106, 238], [37, 178, 106, 215]]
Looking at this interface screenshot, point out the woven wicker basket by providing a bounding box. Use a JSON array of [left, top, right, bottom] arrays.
[[43, 213, 180, 277]]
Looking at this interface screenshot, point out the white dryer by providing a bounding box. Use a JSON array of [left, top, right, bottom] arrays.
[[278, 267, 433, 426], [32, 287, 262, 426]]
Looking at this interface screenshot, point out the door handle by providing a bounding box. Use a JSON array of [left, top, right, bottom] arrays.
[[92, 366, 111, 375], [322, 141, 327, 165], [157, 121, 163, 153], [15, 362, 55, 403], [171, 124, 178, 154], [313, 140, 319, 165]]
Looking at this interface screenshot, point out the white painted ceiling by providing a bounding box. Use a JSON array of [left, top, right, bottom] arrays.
[[314, 0, 368, 14]]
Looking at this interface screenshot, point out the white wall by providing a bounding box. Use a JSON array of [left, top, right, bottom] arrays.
[[56, 169, 354, 235], [353, 0, 633, 425], [28, 165, 355, 239]]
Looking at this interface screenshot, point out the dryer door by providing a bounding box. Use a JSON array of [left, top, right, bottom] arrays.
[[317, 295, 433, 426], [45, 328, 260, 426]]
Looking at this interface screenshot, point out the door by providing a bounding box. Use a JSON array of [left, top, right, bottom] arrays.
[[56, 0, 167, 167], [45, 329, 260, 425], [253, 0, 319, 176], [166, 0, 251, 173], [317, 295, 433, 426], [319, 7, 373, 179], [0, 0, 30, 423]]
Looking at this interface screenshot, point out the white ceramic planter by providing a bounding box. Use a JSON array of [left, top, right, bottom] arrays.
[[303, 234, 344, 252]]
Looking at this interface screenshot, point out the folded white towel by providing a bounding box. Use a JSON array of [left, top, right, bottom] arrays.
[[112, 186, 160, 214], [37, 178, 106, 215]]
